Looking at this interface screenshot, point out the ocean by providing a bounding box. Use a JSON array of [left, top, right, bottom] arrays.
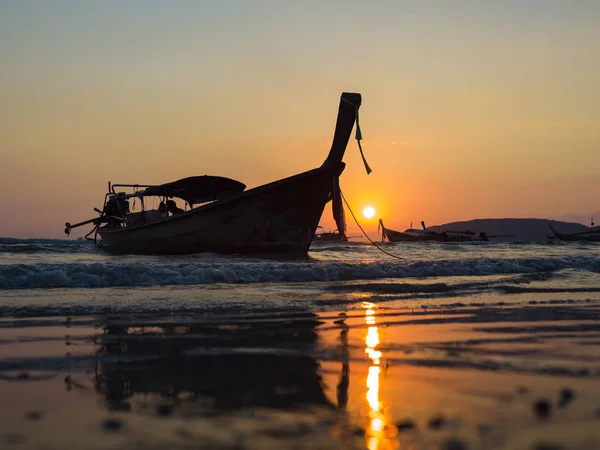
[[2, 238, 600, 314], [1, 238, 600, 449]]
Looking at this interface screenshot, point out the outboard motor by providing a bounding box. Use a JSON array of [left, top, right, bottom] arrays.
[[104, 194, 129, 228]]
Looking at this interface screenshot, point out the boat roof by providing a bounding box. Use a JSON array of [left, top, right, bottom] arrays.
[[137, 176, 246, 205]]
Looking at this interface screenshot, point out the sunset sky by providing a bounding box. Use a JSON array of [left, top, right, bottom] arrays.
[[1, 1, 599, 238]]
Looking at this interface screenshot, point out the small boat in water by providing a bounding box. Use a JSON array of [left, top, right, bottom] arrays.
[[548, 223, 600, 242], [379, 219, 514, 243], [314, 227, 348, 242], [64, 92, 369, 255], [379, 220, 473, 242], [378, 220, 424, 242]]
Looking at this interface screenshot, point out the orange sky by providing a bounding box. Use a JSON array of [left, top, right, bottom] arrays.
[[1, 2, 599, 238]]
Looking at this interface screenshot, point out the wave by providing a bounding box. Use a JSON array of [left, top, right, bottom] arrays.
[[0, 238, 94, 254], [0, 238, 79, 245], [1, 255, 600, 289]]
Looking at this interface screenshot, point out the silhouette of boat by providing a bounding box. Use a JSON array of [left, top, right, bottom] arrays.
[[548, 223, 600, 242], [379, 219, 514, 243], [379, 220, 473, 242], [64, 92, 367, 255], [314, 227, 348, 242]]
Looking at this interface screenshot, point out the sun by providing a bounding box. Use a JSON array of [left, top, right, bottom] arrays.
[[363, 206, 376, 219]]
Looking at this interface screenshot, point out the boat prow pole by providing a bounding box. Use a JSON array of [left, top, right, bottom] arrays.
[[323, 93, 362, 167]]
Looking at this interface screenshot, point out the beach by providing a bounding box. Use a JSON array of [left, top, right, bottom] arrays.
[[1, 239, 600, 449]]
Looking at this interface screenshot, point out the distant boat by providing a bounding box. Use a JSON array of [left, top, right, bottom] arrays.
[[64, 92, 369, 255], [378, 220, 424, 242], [548, 223, 600, 242], [379, 220, 473, 242], [379, 220, 514, 243], [314, 227, 348, 242]]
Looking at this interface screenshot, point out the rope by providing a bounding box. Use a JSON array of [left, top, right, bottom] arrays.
[[354, 108, 372, 175], [341, 96, 372, 175], [340, 189, 404, 260]]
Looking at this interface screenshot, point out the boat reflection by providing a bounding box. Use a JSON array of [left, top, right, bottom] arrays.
[[93, 313, 335, 413], [91, 308, 399, 447]]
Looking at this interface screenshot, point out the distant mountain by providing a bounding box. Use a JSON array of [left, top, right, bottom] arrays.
[[428, 218, 594, 243]]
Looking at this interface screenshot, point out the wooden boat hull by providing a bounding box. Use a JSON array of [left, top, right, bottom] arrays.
[[560, 235, 600, 242], [99, 165, 341, 255], [381, 225, 475, 243], [548, 224, 600, 242], [433, 233, 473, 242], [549, 232, 600, 242], [314, 232, 348, 242], [381, 228, 421, 242]]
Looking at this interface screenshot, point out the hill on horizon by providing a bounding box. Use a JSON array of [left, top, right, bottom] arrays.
[[428, 218, 594, 242]]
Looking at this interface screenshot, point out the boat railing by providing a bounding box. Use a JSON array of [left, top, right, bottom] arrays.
[[110, 183, 155, 196]]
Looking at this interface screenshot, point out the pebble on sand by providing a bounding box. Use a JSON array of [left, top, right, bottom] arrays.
[[533, 400, 551, 419], [395, 419, 416, 431], [351, 427, 364, 436], [101, 418, 124, 432], [532, 442, 564, 450], [156, 405, 173, 417], [557, 388, 574, 408], [24, 411, 43, 421], [429, 416, 446, 429], [440, 438, 468, 450]]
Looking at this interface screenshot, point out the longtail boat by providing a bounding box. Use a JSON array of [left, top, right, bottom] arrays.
[[548, 223, 600, 242], [64, 93, 369, 255], [378, 220, 473, 242], [314, 227, 348, 242], [378, 220, 423, 242], [378, 219, 514, 243]]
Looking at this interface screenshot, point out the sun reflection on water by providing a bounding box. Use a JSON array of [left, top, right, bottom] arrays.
[[362, 302, 395, 450]]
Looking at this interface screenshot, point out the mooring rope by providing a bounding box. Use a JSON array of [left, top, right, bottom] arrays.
[[340, 190, 404, 260], [341, 96, 372, 175]]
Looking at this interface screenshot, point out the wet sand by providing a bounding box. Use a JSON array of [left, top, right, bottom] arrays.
[[1, 300, 600, 449]]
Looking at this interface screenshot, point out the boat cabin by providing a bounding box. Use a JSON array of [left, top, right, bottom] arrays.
[[99, 176, 246, 231]]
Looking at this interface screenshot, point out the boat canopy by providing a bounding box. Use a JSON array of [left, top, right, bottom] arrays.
[[140, 176, 246, 206]]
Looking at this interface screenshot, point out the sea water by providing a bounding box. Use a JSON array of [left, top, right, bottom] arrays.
[[1, 238, 599, 316], [1, 238, 600, 449]]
